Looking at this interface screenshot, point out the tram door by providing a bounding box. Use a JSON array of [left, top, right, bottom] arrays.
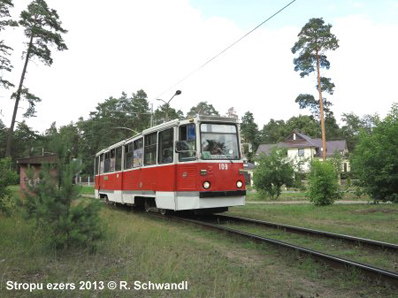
[[176, 123, 197, 191], [114, 146, 123, 194]]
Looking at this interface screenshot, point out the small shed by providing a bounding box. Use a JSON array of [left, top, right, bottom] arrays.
[[16, 154, 58, 191]]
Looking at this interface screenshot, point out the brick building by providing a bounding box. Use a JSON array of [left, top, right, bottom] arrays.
[[16, 154, 58, 191]]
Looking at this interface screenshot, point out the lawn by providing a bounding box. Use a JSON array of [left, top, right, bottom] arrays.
[[227, 203, 398, 244], [246, 187, 370, 201], [1, 186, 397, 297]]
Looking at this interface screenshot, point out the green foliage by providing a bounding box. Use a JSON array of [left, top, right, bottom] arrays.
[[240, 111, 260, 161], [307, 160, 341, 206], [153, 103, 184, 124], [351, 103, 398, 203], [11, 120, 41, 157], [0, 157, 19, 214], [253, 147, 295, 199], [24, 160, 103, 250], [261, 119, 288, 144], [261, 115, 321, 144], [295, 93, 334, 120], [19, 0, 68, 65], [187, 101, 219, 117], [0, 0, 18, 89], [340, 112, 379, 152], [15, 0, 68, 116], [292, 17, 339, 156], [0, 119, 7, 157], [291, 18, 339, 78], [6, 0, 68, 157], [79, 90, 153, 173]]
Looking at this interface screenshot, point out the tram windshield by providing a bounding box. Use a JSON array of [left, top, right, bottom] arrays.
[[200, 123, 240, 160]]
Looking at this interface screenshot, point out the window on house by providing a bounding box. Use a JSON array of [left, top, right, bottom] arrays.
[[298, 148, 304, 157]]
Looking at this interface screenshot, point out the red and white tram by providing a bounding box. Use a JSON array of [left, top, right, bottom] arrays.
[[94, 115, 246, 213]]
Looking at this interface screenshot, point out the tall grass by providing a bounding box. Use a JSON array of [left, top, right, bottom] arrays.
[[1, 187, 397, 297]]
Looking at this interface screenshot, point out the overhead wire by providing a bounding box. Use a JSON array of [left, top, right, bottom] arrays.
[[152, 0, 297, 101]]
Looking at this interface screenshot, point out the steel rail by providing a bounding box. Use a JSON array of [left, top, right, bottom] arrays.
[[169, 215, 398, 285], [215, 214, 398, 251]]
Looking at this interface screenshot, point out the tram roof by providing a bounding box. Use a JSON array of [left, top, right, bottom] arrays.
[[95, 115, 240, 156]]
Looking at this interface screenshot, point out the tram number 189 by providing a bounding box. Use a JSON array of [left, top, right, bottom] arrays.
[[219, 163, 229, 170]]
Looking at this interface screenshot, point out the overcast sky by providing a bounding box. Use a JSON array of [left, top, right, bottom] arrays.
[[1, 0, 398, 133]]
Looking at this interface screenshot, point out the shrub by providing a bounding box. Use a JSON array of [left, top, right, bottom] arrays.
[[351, 103, 398, 203], [253, 147, 295, 199], [24, 160, 103, 250], [0, 158, 19, 215], [307, 160, 341, 206]]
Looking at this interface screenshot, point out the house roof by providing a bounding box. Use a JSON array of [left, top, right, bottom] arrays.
[[256, 131, 348, 157], [312, 139, 347, 157], [16, 154, 58, 165]]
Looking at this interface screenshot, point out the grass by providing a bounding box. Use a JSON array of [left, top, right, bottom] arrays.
[[1, 186, 397, 297], [79, 185, 95, 195], [246, 187, 371, 201], [223, 221, 398, 272], [227, 204, 398, 244]]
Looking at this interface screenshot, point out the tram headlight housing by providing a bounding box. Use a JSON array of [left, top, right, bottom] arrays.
[[203, 181, 211, 189], [236, 180, 243, 188]]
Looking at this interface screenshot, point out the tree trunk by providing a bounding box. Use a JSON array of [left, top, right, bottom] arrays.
[[316, 49, 327, 161], [5, 34, 34, 157]]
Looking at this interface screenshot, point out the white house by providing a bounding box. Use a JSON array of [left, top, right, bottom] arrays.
[[256, 131, 350, 173]]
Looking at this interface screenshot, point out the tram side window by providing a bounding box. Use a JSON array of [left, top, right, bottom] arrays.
[[159, 128, 174, 164], [109, 149, 116, 172], [100, 154, 104, 174], [144, 133, 157, 166], [104, 152, 111, 173], [179, 124, 196, 162], [115, 146, 122, 171], [133, 138, 143, 167], [125, 142, 134, 169]]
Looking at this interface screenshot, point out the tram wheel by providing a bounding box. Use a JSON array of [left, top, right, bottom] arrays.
[[144, 199, 151, 212]]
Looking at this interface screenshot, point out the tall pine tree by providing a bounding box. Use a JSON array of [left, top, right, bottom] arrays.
[[292, 18, 339, 160], [6, 0, 68, 157]]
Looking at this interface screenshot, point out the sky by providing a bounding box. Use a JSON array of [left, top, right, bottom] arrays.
[[1, 0, 398, 133]]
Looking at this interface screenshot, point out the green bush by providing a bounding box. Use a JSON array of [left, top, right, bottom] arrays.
[[307, 160, 341, 206], [351, 103, 398, 203], [24, 160, 103, 250], [253, 147, 295, 199], [0, 158, 19, 215]]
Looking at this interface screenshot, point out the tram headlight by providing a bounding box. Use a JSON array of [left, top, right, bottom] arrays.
[[236, 180, 243, 188], [203, 181, 211, 189]]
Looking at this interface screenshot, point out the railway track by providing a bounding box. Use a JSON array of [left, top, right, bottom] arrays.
[[215, 214, 398, 252], [157, 213, 398, 286]]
